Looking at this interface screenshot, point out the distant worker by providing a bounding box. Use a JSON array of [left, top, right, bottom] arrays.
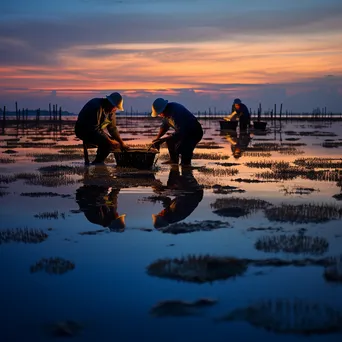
[[150, 98, 203, 166], [224, 98, 250, 131], [75, 92, 128, 165]]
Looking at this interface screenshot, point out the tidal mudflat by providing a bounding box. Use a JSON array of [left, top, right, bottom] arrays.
[[1, 118, 342, 341]]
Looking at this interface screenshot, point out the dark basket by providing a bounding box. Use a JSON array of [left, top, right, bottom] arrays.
[[219, 120, 239, 130], [114, 148, 158, 169], [253, 121, 267, 130]]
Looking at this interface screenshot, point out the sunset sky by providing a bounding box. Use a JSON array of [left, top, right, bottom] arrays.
[[1, 0, 342, 113]]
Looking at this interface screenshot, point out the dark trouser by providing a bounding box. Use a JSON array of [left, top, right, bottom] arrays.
[[239, 116, 250, 131], [166, 123, 203, 165], [75, 125, 114, 163]]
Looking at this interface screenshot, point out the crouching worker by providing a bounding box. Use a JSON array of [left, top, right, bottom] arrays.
[[75, 92, 129, 165], [150, 98, 203, 166]]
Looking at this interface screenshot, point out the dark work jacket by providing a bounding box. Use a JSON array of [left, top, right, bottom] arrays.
[[75, 98, 120, 142], [160, 102, 202, 139], [231, 103, 250, 122]]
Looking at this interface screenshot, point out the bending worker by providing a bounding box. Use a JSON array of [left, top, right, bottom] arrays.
[[224, 98, 251, 131], [151, 98, 203, 166], [75, 92, 128, 165]]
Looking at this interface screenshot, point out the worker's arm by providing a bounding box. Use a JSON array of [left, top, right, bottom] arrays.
[[224, 111, 239, 121], [108, 125, 124, 145], [153, 126, 168, 141], [107, 113, 128, 150], [153, 119, 169, 141]]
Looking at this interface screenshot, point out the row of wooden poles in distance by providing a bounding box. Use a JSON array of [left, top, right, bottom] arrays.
[[1, 102, 63, 123], [254, 103, 332, 121], [0, 101, 339, 123]]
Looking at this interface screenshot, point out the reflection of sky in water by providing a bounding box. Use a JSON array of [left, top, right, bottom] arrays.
[[1, 119, 342, 341]]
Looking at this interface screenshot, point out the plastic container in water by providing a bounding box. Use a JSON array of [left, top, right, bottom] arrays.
[[253, 121, 267, 130], [114, 148, 159, 169], [219, 120, 238, 130]]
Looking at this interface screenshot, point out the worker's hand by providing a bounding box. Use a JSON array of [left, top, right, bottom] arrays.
[[120, 142, 129, 152], [150, 140, 160, 151], [151, 136, 170, 150], [108, 139, 120, 150]]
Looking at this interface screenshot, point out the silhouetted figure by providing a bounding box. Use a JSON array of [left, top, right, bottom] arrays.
[[75, 166, 125, 231], [150, 98, 203, 166], [75, 92, 128, 164], [152, 165, 204, 228]]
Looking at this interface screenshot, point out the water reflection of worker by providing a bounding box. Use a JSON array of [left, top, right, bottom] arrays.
[[152, 165, 204, 228], [225, 131, 252, 159], [75, 166, 125, 231]]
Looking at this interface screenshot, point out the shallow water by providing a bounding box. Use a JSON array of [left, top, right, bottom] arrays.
[[1, 118, 342, 341]]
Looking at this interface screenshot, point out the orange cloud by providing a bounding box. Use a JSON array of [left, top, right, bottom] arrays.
[[1, 33, 342, 93]]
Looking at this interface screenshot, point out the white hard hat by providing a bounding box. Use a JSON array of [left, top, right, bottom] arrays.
[[106, 92, 124, 111], [151, 98, 168, 117]]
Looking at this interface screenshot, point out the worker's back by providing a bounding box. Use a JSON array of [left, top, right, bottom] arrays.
[[162, 102, 200, 134]]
